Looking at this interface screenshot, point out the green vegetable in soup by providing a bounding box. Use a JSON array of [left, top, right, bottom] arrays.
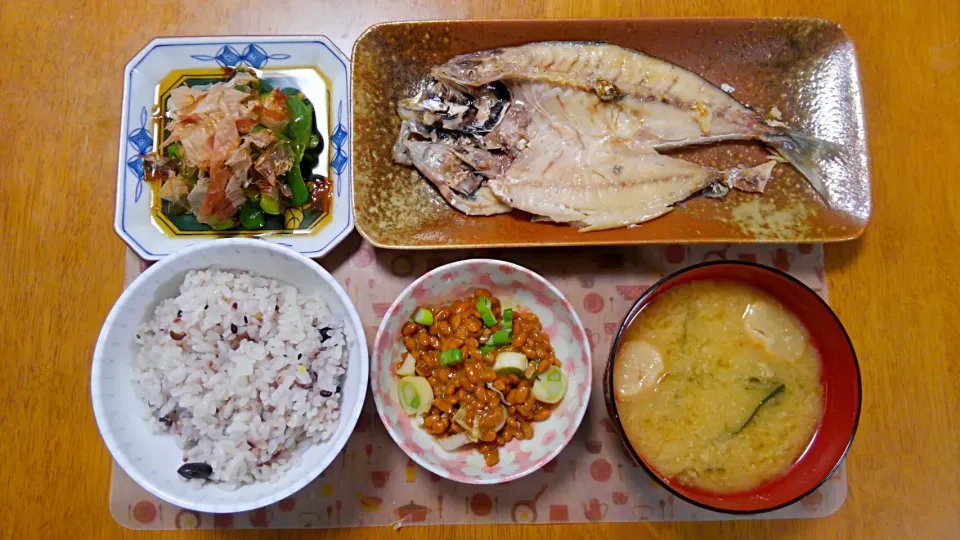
[[728, 379, 786, 435]]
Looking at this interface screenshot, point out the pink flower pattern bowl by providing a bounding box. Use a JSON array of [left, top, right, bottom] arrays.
[[371, 259, 592, 484]]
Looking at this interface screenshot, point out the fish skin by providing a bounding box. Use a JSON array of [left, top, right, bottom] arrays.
[[396, 41, 836, 227], [433, 42, 835, 199], [432, 41, 763, 142], [402, 138, 512, 216], [505, 81, 754, 149]]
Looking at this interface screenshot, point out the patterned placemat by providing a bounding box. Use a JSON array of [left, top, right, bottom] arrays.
[[110, 236, 845, 529]]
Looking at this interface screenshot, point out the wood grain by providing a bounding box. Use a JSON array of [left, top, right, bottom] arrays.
[[1, 1, 958, 538]]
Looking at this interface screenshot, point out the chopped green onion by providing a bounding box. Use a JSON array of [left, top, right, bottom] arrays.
[[453, 406, 471, 433], [396, 355, 416, 376], [546, 366, 562, 382], [490, 329, 511, 346], [493, 351, 527, 375], [503, 309, 513, 332], [476, 296, 497, 327], [398, 376, 433, 416], [479, 345, 497, 354], [532, 366, 568, 404], [412, 307, 434, 326], [439, 348, 463, 366]]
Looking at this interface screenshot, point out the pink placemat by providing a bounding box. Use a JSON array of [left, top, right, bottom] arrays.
[[110, 235, 846, 529]]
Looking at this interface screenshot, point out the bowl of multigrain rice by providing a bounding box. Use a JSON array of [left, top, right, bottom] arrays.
[[91, 238, 367, 513]]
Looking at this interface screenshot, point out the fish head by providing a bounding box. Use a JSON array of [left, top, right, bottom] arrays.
[[432, 49, 505, 86]]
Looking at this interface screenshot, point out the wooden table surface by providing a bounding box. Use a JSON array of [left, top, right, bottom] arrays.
[[1, 0, 958, 538]]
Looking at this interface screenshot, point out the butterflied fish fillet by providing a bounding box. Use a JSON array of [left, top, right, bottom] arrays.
[[434, 42, 837, 198], [489, 137, 720, 231], [394, 41, 836, 231]]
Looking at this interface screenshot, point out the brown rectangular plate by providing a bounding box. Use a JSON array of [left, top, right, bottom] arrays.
[[351, 18, 870, 248]]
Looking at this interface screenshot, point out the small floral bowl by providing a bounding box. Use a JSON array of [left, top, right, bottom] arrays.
[[371, 260, 592, 484]]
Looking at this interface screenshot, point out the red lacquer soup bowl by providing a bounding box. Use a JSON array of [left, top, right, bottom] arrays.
[[603, 261, 861, 514]]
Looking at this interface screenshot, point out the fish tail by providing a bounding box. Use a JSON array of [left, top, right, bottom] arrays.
[[762, 128, 841, 201]]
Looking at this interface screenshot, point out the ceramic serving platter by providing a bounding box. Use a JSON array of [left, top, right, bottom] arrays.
[[351, 18, 870, 249], [116, 36, 353, 260]]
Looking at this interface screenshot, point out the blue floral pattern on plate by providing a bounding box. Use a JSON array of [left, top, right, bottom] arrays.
[[331, 103, 349, 195], [190, 44, 291, 68], [126, 107, 152, 202]]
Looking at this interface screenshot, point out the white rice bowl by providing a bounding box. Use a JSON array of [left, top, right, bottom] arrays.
[[92, 239, 368, 513]]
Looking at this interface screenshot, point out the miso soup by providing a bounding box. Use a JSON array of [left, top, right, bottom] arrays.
[[613, 280, 823, 493]]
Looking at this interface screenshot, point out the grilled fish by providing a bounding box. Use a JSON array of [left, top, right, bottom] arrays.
[[394, 41, 837, 230]]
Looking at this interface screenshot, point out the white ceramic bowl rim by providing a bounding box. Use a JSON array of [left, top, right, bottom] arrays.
[[91, 238, 368, 513], [371, 258, 592, 484]]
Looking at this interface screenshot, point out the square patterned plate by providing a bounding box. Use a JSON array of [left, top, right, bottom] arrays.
[[351, 19, 871, 248], [116, 36, 353, 260]]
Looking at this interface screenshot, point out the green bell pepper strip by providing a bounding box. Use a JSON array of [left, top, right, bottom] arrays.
[[285, 95, 312, 159], [281, 94, 313, 206], [284, 165, 310, 207], [239, 204, 265, 230]]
